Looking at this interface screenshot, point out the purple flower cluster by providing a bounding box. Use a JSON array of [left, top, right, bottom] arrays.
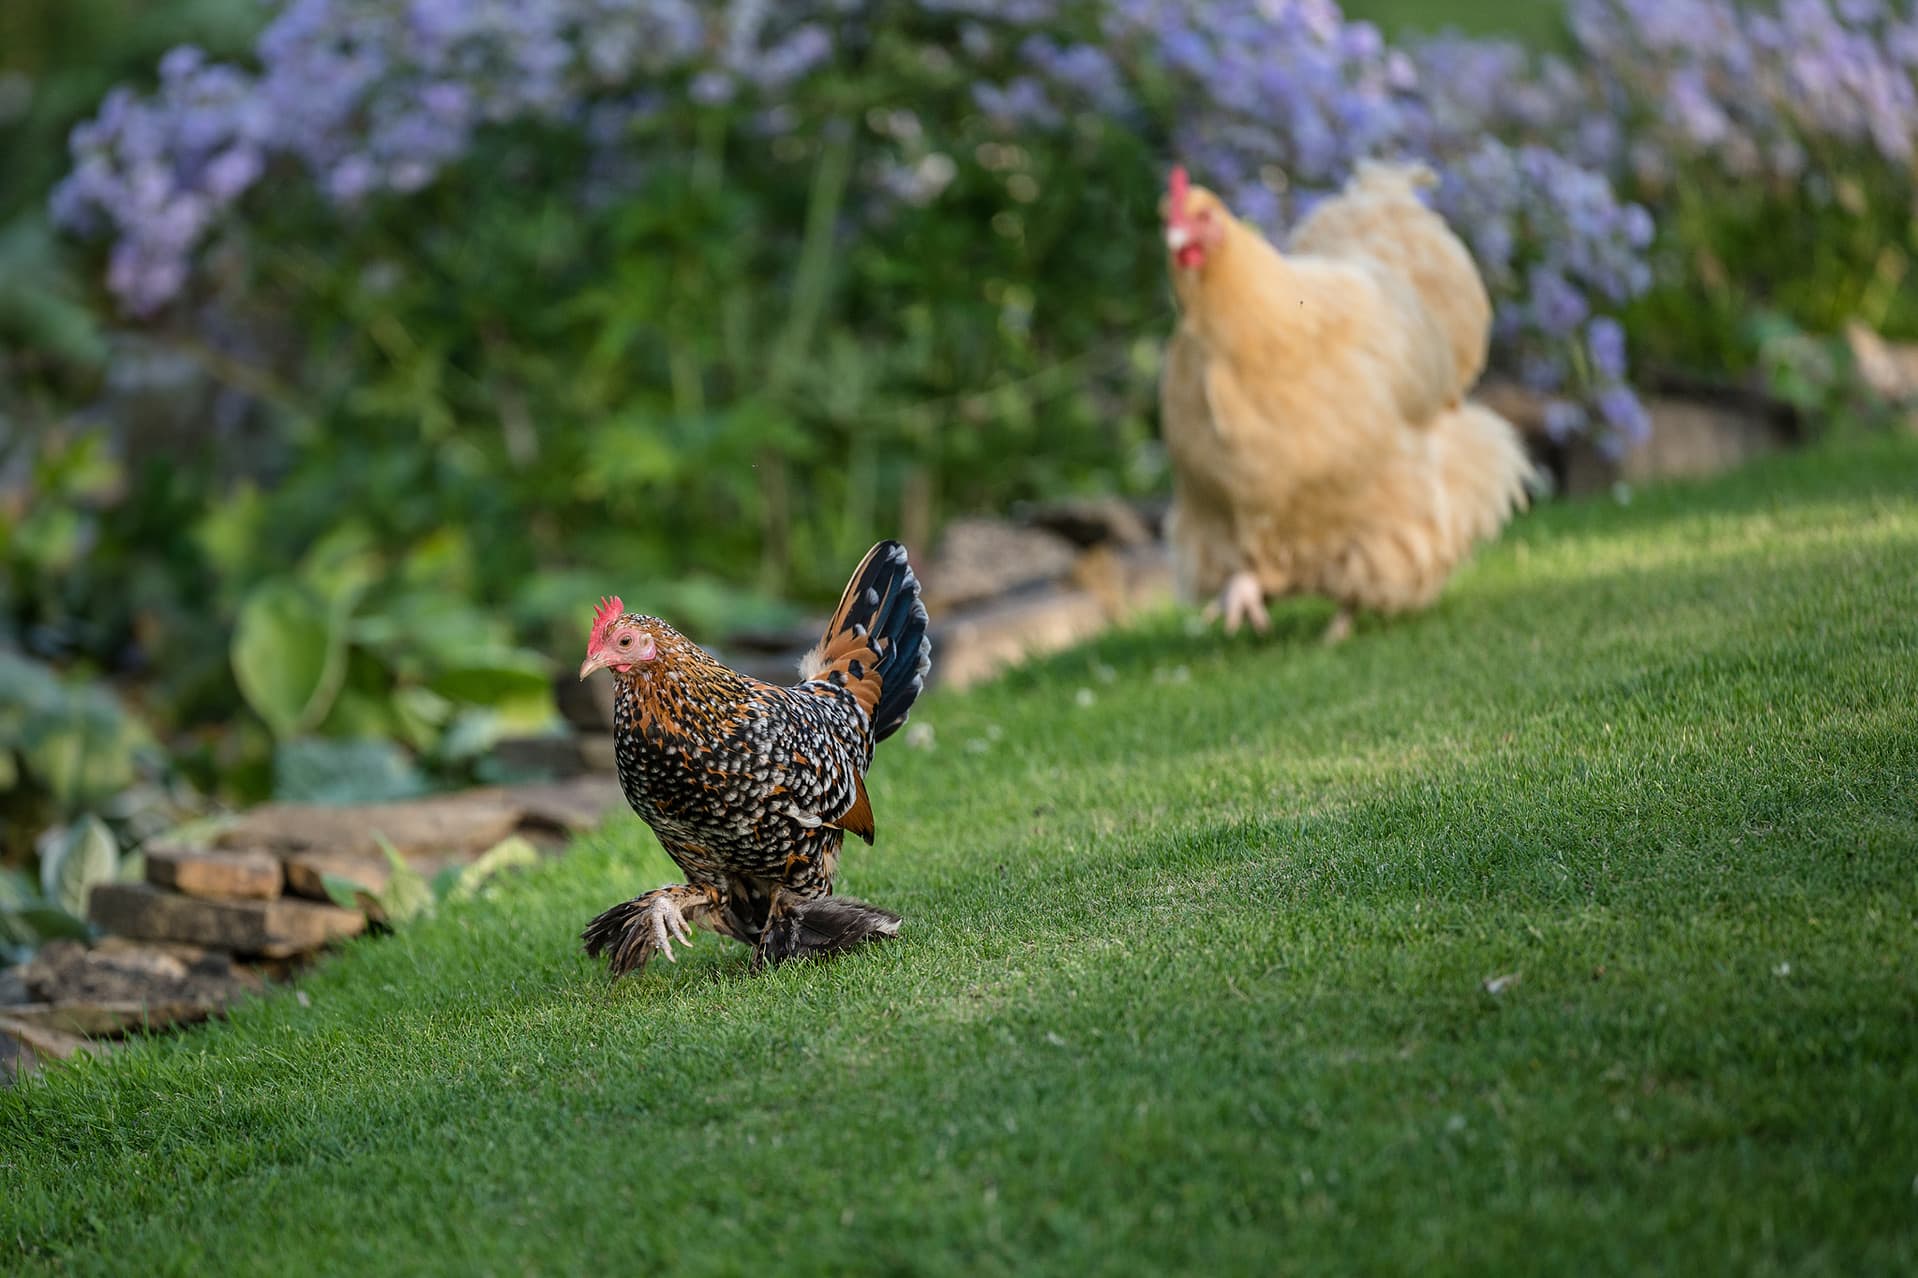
[[998, 0, 1419, 228], [50, 47, 270, 314], [1573, 0, 1918, 185], [51, 0, 844, 314], [1415, 0, 1918, 192], [55, 0, 1660, 447], [1433, 141, 1655, 453]]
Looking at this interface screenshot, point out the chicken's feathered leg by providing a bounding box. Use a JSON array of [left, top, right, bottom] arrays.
[[582, 882, 733, 977], [751, 885, 901, 972]]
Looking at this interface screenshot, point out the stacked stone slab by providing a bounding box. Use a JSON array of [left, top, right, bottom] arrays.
[[3, 777, 624, 1083]]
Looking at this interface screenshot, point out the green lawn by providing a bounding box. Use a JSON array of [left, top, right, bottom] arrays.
[[4, 433, 1917, 1276], [1344, 0, 1568, 43]]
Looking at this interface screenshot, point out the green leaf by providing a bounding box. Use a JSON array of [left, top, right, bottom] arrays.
[[428, 654, 558, 735], [297, 522, 382, 609], [272, 738, 429, 805], [193, 481, 267, 584], [232, 580, 348, 739], [391, 686, 453, 753], [447, 835, 541, 903], [38, 815, 119, 919], [15, 906, 92, 943], [0, 867, 36, 912], [372, 838, 434, 926], [426, 653, 553, 705], [319, 872, 376, 912]]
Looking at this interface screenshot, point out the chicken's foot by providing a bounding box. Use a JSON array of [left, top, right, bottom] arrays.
[[1322, 607, 1354, 646], [750, 888, 901, 972], [582, 883, 720, 977], [1203, 570, 1270, 636]]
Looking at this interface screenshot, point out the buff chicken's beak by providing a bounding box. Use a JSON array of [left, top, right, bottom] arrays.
[[578, 652, 611, 681]]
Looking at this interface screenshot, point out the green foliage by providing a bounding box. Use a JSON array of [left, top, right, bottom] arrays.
[[0, 650, 151, 846], [35, 813, 118, 919], [0, 865, 90, 965], [318, 834, 542, 927], [271, 738, 428, 806], [2, 436, 1915, 1272], [231, 581, 350, 740], [1626, 168, 1918, 376]]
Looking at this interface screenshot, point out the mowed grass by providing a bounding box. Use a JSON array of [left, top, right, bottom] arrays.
[[1344, 0, 1568, 44], [5, 433, 1918, 1276]]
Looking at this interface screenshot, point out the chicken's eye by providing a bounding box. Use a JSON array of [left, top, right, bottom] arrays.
[[618, 634, 634, 648]]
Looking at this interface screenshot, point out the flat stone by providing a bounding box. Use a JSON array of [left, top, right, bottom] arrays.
[[1478, 378, 1800, 495], [0, 1013, 112, 1085], [504, 776, 625, 835], [282, 849, 391, 902], [1014, 496, 1158, 548], [578, 733, 616, 774], [921, 517, 1081, 614], [20, 939, 262, 1029], [1846, 321, 1918, 403], [89, 883, 365, 958], [146, 844, 283, 900], [0, 1000, 219, 1038], [932, 544, 1174, 692], [1614, 395, 1793, 486], [214, 790, 524, 862], [490, 734, 590, 781]]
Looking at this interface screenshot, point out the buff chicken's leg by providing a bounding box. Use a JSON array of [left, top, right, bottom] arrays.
[[1203, 570, 1270, 636], [1322, 606, 1355, 646]]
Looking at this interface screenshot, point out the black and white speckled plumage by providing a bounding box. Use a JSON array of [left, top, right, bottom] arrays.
[[580, 541, 931, 975]]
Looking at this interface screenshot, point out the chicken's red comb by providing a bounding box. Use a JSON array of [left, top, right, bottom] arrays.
[[1167, 166, 1191, 222], [593, 595, 624, 631]]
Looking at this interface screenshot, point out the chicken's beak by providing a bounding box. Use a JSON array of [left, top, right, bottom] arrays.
[[579, 651, 612, 681], [1165, 225, 1191, 252]]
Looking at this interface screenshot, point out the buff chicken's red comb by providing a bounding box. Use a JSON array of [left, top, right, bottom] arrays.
[[1167, 166, 1191, 223]]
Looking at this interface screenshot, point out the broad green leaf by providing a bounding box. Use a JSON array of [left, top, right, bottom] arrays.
[[372, 837, 434, 926], [38, 815, 119, 919], [232, 580, 346, 739], [298, 522, 382, 608], [15, 906, 92, 942], [391, 686, 453, 753], [193, 481, 266, 583], [448, 836, 541, 903], [273, 737, 428, 805], [426, 649, 552, 704], [0, 867, 36, 911]]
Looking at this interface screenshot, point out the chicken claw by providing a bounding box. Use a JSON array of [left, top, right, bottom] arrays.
[[643, 894, 695, 963], [1322, 607, 1354, 646], [1206, 571, 1270, 636]]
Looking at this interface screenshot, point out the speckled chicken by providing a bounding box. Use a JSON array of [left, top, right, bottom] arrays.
[[577, 542, 931, 977]]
